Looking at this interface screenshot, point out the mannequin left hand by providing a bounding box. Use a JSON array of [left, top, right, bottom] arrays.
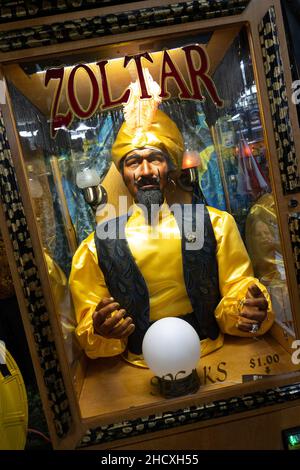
[[237, 284, 268, 333]]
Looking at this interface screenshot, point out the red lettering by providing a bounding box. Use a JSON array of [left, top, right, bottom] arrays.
[[183, 45, 223, 107], [160, 50, 191, 99], [124, 52, 154, 99], [68, 64, 99, 119], [46, 45, 224, 138], [97, 60, 130, 109], [45, 67, 72, 138]]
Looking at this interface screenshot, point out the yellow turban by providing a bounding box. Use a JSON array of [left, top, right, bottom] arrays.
[[111, 109, 184, 170]]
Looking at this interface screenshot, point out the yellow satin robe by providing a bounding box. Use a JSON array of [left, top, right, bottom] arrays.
[[69, 204, 274, 367]]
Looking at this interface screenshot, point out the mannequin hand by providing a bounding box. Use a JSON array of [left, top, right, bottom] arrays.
[[92, 297, 135, 339], [236, 284, 268, 333]]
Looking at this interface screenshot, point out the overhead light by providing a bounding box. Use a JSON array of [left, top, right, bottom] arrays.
[[71, 132, 85, 140], [228, 114, 240, 122], [76, 123, 92, 132], [19, 130, 38, 137]]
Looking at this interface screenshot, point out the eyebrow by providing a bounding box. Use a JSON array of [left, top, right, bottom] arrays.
[[124, 154, 142, 162], [125, 152, 165, 163]]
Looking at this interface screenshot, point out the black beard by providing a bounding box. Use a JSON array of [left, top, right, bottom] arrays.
[[136, 188, 164, 225]]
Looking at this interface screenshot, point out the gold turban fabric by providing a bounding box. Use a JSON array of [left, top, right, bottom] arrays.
[[111, 109, 184, 170]]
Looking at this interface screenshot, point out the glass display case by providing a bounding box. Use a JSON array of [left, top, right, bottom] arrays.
[[0, 0, 300, 450]]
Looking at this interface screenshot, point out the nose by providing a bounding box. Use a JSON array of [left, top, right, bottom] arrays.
[[139, 158, 153, 177]]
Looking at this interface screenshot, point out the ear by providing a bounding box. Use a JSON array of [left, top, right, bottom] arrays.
[[177, 168, 197, 192], [166, 158, 176, 172], [167, 167, 180, 180]]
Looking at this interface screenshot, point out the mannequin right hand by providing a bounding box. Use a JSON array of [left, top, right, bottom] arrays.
[[92, 297, 135, 339]]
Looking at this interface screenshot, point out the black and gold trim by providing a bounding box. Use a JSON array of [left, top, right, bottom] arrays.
[[288, 212, 300, 288], [0, 1, 141, 24], [0, 111, 72, 438], [79, 381, 300, 447], [259, 7, 300, 194], [0, 1, 250, 53]]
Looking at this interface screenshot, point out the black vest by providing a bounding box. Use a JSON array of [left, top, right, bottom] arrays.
[[94, 204, 220, 354]]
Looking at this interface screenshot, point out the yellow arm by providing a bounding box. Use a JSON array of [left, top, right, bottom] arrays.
[[208, 207, 274, 336], [69, 232, 126, 359]]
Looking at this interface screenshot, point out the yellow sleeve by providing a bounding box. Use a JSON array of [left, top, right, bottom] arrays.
[[69, 232, 126, 359], [208, 208, 275, 336]]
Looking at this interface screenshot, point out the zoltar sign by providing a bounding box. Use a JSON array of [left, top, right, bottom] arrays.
[[45, 45, 223, 138]]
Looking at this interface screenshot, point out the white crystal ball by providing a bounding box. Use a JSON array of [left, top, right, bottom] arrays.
[[142, 317, 201, 378]]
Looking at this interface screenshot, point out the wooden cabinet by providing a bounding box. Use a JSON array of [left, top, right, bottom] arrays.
[[0, 0, 300, 449]]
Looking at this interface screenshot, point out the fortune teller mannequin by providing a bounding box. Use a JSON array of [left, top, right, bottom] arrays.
[[69, 72, 274, 366]]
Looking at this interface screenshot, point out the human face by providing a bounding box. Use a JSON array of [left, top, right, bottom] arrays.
[[253, 221, 274, 252], [122, 148, 169, 200]]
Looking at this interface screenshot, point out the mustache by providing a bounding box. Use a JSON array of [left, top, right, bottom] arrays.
[[134, 171, 161, 189]]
